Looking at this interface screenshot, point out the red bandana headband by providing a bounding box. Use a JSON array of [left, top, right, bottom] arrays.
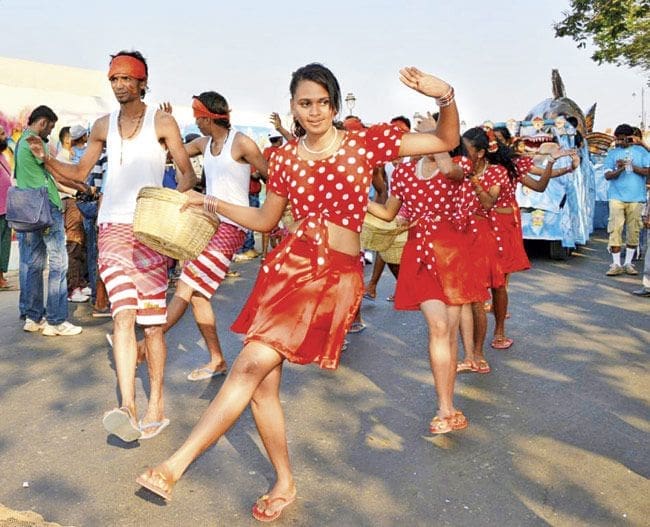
[[192, 97, 230, 121], [108, 56, 147, 80]]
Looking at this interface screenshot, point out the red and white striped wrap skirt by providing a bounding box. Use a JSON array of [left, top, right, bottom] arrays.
[[97, 223, 168, 325], [180, 222, 246, 298]]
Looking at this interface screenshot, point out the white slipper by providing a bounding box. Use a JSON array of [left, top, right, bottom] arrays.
[[187, 367, 227, 381], [102, 407, 141, 442], [139, 418, 170, 440]]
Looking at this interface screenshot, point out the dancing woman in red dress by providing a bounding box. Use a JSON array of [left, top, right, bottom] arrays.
[[136, 64, 459, 522], [367, 115, 484, 434]]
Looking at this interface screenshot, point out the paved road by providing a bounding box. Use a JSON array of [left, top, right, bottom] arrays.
[[0, 231, 648, 527]]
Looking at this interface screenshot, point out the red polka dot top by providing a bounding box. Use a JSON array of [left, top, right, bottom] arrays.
[[267, 124, 405, 233]]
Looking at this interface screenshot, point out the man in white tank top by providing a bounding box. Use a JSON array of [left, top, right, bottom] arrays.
[[138, 91, 267, 381], [27, 50, 196, 442]]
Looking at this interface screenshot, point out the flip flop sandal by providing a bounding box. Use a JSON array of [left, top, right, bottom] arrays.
[[252, 493, 296, 522], [491, 336, 513, 350], [348, 322, 366, 334], [476, 359, 491, 374], [362, 292, 376, 301], [187, 367, 227, 381], [429, 415, 453, 434], [450, 410, 469, 431], [139, 418, 170, 440], [456, 360, 477, 373], [136, 467, 175, 501], [102, 407, 142, 442]]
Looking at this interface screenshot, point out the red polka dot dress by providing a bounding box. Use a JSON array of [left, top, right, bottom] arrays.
[[456, 161, 508, 289], [231, 124, 405, 369], [390, 158, 488, 309], [488, 157, 531, 274]]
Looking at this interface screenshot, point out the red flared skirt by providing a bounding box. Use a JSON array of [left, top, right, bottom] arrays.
[[394, 221, 489, 310], [491, 211, 531, 275], [470, 217, 506, 290], [231, 233, 363, 370]]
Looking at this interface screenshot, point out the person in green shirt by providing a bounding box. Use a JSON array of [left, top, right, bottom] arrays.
[[15, 105, 83, 336]]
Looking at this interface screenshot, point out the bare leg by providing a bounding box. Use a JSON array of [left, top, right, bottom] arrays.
[[471, 301, 488, 362], [420, 299, 455, 418], [138, 342, 284, 490], [140, 324, 167, 425], [445, 305, 462, 404], [111, 310, 138, 416], [136, 281, 192, 361], [458, 303, 475, 364], [364, 253, 385, 298], [491, 285, 508, 339], [250, 363, 296, 511], [189, 293, 227, 371]]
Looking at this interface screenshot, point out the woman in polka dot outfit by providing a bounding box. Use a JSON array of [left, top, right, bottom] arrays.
[[367, 114, 487, 434], [137, 63, 459, 521], [455, 127, 513, 373]]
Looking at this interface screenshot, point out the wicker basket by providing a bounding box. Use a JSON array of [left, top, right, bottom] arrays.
[[133, 187, 219, 260], [360, 214, 405, 252], [379, 229, 408, 264]]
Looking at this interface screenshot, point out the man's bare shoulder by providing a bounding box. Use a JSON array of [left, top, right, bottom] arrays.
[[90, 114, 110, 141]]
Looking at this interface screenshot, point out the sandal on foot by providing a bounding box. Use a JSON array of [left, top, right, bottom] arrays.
[[348, 322, 366, 334], [456, 359, 477, 373], [252, 493, 296, 522], [187, 366, 227, 381], [491, 336, 513, 349], [139, 418, 170, 440], [450, 410, 469, 431], [362, 291, 376, 301], [429, 415, 453, 434], [136, 466, 175, 501], [475, 359, 491, 374], [102, 407, 141, 442]]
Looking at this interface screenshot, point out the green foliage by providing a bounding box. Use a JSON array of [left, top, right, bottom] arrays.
[[554, 0, 650, 73]]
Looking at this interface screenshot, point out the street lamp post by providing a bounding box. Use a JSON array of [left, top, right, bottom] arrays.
[[632, 87, 646, 130], [345, 92, 356, 116]]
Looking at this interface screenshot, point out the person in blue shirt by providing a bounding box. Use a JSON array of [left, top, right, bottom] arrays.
[[603, 124, 650, 276]]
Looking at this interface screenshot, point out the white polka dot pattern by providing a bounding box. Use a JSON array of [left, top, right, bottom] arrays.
[[266, 124, 405, 234]]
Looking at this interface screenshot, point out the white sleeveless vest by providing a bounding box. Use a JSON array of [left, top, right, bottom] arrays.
[[99, 106, 166, 224]]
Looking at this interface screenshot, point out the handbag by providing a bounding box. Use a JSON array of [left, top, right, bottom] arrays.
[[6, 186, 54, 232]]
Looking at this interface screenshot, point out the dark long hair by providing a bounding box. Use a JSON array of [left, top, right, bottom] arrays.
[[462, 127, 518, 181], [289, 63, 342, 137]]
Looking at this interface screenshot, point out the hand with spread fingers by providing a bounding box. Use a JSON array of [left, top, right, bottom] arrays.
[[414, 111, 438, 134], [159, 102, 173, 114], [399, 67, 452, 99]]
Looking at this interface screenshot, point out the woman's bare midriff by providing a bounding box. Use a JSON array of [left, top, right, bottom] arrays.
[[288, 218, 360, 256]]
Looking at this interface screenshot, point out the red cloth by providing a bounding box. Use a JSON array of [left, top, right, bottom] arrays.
[[97, 223, 168, 324], [231, 223, 363, 370], [108, 56, 146, 80], [267, 123, 405, 233], [180, 222, 246, 298], [491, 211, 531, 274], [391, 161, 487, 308]]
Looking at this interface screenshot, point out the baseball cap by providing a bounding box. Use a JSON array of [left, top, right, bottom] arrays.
[[70, 125, 88, 141]]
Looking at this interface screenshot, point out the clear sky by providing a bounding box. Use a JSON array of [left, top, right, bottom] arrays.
[[1, 0, 647, 132]]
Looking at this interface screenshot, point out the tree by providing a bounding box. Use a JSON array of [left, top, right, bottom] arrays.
[[554, 0, 650, 74]]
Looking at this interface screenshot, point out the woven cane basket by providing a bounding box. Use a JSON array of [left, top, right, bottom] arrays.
[[379, 229, 408, 264], [360, 214, 404, 252], [133, 187, 218, 260]]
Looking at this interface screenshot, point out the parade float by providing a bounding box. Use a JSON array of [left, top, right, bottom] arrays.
[[490, 70, 611, 259]]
